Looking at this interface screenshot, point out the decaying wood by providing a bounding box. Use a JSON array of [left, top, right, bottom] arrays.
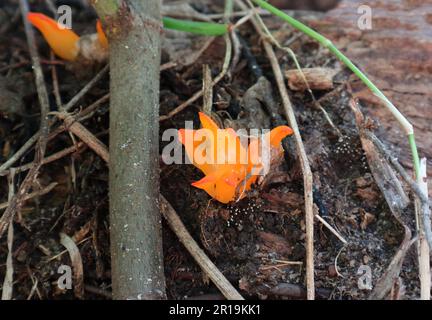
[[92, 0, 166, 299], [350, 100, 416, 300], [285, 67, 337, 91], [351, 101, 410, 215]]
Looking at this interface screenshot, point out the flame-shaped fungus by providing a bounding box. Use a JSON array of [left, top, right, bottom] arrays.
[[27, 12, 80, 61], [27, 12, 108, 61], [178, 112, 293, 203], [96, 20, 109, 49]]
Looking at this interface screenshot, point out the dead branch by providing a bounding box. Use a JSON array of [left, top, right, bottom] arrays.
[[202, 64, 213, 115], [350, 101, 410, 216]]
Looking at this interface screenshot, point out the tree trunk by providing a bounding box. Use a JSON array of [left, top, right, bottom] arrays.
[[92, 0, 166, 299]]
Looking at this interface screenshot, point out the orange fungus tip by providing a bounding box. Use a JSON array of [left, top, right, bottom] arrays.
[[27, 12, 79, 61], [269, 125, 293, 147], [178, 113, 293, 204], [96, 20, 109, 49]]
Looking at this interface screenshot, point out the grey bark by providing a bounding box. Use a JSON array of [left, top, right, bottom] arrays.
[[92, 0, 166, 299]]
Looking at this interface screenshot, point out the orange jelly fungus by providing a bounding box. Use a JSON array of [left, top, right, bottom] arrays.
[[27, 12, 109, 61], [178, 112, 293, 203], [27, 12, 80, 61], [96, 20, 109, 49]]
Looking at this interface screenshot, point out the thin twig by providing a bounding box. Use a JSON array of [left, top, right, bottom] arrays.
[[264, 39, 315, 300], [75, 93, 110, 121], [160, 195, 244, 300], [26, 274, 39, 300], [1, 171, 15, 300], [224, 0, 242, 77], [202, 64, 213, 115], [0, 132, 39, 174], [62, 64, 109, 112], [84, 285, 112, 299], [159, 34, 232, 121], [0, 0, 51, 239], [53, 112, 109, 163], [46, 237, 91, 262], [160, 61, 177, 71], [315, 214, 347, 245], [239, 0, 315, 299], [229, 29, 242, 76], [44, 0, 57, 17], [0, 182, 58, 210], [415, 158, 430, 300], [50, 52, 63, 109]]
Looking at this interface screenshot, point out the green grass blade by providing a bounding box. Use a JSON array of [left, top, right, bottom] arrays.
[[251, 0, 420, 177], [162, 17, 228, 36]]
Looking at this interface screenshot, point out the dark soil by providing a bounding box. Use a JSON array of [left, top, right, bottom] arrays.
[[0, 0, 425, 300]]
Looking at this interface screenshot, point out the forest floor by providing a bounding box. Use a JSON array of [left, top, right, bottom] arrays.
[[0, 0, 430, 299]]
